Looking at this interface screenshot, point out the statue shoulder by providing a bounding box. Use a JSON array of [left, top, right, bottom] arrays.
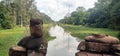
[[17, 36, 32, 46]]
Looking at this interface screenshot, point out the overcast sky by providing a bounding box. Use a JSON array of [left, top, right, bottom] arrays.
[[35, 0, 97, 21]]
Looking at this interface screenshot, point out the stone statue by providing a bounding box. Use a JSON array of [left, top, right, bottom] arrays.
[[9, 19, 48, 56]]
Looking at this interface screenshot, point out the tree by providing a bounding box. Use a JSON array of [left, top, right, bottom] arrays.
[[59, 6, 88, 25], [110, 1, 120, 30], [0, 2, 14, 29], [13, 0, 53, 26], [86, 0, 112, 28]]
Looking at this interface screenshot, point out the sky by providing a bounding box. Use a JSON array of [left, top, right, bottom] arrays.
[[35, 0, 97, 21]]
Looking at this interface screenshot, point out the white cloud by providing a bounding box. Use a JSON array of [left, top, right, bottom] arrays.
[[35, 0, 97, 21]]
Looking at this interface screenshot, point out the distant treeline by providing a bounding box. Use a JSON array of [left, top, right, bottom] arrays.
[[0, 0, 53, 29], [59, 0, 120, 30]]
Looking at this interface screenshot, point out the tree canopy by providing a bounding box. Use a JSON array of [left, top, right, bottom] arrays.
[[59, 0, 120, 30]]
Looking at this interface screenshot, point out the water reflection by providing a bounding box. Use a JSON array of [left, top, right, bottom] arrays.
[[46, 25, 80, 56]]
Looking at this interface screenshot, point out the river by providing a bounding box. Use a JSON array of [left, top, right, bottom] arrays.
[[46, 25, 80, 56]]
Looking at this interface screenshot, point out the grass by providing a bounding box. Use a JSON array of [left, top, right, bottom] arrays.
[[0, 24, 53, 56], [43, 24, 55, 41], [60, 24, 119, 39]]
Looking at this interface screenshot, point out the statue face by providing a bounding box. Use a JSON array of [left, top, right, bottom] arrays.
[[30, 19, 43, 37], [30, 23, 43, 37]]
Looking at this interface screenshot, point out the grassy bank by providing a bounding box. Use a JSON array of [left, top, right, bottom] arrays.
[[0, 24, 53, 56], [61, 24, 119, 39], [43, 24, 55, 41]]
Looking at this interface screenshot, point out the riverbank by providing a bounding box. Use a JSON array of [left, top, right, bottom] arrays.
[[60, 24, 119, 39], [0, 24, 53, 56]]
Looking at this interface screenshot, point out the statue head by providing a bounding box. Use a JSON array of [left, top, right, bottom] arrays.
[[30, 19, 43, 37]]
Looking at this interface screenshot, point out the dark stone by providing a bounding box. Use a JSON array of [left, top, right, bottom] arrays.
[[30, 19, 43, 26], [75, 52, 102, 56], [112, 44, 120, 53], [77, 41, 86, 51], [9, 46, 26, 56], [85, 42, 111, 53], [76, 52, 118, 56]]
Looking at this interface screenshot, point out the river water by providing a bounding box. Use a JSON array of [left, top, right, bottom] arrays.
[[46, 25, 80, 56]]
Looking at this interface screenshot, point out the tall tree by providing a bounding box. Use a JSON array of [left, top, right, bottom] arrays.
[[0, 2, 14, 29], [110, 1, 120, 30]]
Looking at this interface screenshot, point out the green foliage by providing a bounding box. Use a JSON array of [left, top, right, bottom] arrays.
[[110, 1, 120, 30], [0, 2, 14, 29], [59, 7, 88, 25], [87, 0, 112, 28]]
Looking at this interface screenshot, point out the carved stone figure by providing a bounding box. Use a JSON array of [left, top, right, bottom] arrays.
[[9, 19, 48, 56]]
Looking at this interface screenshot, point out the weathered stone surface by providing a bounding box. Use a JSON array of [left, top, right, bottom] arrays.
[[28, 51, 44, 56], [102, 54, 118, 56], [75, 52, 88, 56], [77, 41, 86, 51], [11, 46, 26, 51], [86, 42, 111, 53], [76, 52, 118, 56], [112, 44, 120, 53], [76, 34, 120, 56], [77, 41, 112, 53], [76, 52, 102, 56], [85, 34, 119, 44], [9, 46, 26, 56]]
